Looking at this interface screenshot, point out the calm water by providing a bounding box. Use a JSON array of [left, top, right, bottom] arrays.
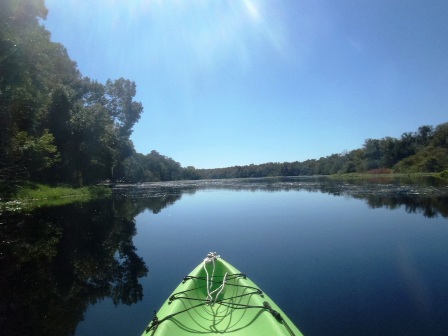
[[1, 177, 448, 336]]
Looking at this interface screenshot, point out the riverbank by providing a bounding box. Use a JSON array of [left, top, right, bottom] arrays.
[[331, 171, 448, 181], [0, 183, 112, 212], [2, 172, 447, 213]]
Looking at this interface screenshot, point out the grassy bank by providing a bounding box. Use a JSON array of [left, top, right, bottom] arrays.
[[1, 183, 112, 212]]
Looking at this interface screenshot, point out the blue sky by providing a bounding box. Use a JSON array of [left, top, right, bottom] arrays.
[[43, 0, 448, 169]]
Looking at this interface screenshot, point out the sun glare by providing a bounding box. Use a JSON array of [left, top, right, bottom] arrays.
[[52, 0, 290, 78], [243, 0, 262, 22]]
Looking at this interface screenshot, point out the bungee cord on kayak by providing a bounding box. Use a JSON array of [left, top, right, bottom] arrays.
[[204, 252, 228, 305], [144, 253, 299, 335], [145, 275, 297, 335]]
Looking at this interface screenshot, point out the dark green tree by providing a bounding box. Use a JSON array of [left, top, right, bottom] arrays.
[[105, 78, 143, 137]]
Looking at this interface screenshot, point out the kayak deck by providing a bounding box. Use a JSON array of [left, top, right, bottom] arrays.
[[143, 254, 303, 335]]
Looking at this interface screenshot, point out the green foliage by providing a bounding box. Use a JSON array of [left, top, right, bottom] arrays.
[[0, 2, 143, 186], [117, 120, 447, 182], [11, 130, 60, 178], [1, 183, 112, 212], [105, 78, 143, 137], [14, 184, 110, 201], [432, 123, 448, 148], [196, 123, 448, 179], [120, 150, 186, 182], [394, 147, 448, 173], [439, 169, 448, 180], [0, 0, 446, 184]]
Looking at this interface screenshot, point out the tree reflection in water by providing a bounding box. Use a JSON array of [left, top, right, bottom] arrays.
[[115, 177, 448, 218], [0, 194, 185, 336], [0, 177, 447, 335]]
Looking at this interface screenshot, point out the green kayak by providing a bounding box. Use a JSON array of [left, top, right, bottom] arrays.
[[142, 252, 304, 336]]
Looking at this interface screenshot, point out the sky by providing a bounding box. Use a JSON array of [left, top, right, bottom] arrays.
[[43, 0, 448, 169]]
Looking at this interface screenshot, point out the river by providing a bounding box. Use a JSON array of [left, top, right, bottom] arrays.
[[1, 177, 448, 336]]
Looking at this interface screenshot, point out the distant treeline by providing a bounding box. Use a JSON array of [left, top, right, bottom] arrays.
[[122, 122, 448, 182], [194, 123, 448, 180], [1, 1, 447, 189]]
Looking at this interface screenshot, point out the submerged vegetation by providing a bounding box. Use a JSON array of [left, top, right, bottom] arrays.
[[0, 0, 447, 191]]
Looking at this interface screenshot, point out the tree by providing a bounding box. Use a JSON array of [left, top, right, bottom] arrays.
[[379, 137, 399, 167], [416, 125, 434, 146], [363, 139, 382, 170], [183, 166, 201, 180], [432, 123, 448, 148], [105, 78, 143, 137], [0, 0, 79, 182], [10, 130, 60, 180]]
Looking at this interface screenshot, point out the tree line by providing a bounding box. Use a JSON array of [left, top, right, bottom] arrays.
[[1, 0, 447, 189], [197, 123, 448, 180], [1, 0, 142, 187], [121, 122, 448, 182]]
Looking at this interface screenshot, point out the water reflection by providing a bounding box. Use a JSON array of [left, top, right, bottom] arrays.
[[1, 177, 447, 335], [351, 194, 448, 218], [0, 198, 152, 336], [114, 190, 183, 214], [115, 176, 448, 218]]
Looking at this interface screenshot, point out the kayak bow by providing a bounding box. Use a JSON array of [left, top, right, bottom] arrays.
[[142, 252, 304, 336]]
